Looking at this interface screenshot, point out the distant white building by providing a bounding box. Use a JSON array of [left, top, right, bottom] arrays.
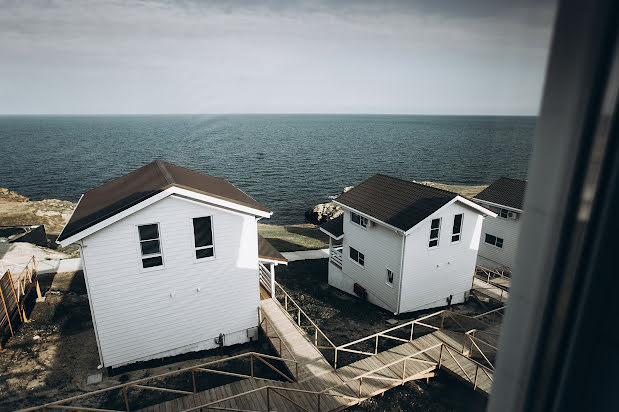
[[320, 174, 496, 314], [472, 177, 527, 272], [57, 160, 286, 368]]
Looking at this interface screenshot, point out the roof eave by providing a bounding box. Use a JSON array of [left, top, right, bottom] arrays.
[[472, 198, 523, 213], [58, 186, 272, 247], [333, 200, 407, 234]]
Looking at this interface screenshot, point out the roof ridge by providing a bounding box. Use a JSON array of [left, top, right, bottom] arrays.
[[373, 174, 458, 197], [155, 160, 175, 185]]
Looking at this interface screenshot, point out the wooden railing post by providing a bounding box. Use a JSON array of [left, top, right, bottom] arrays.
[[438, 344, 444, 368], [266, 386, 270, 411], [314, 328, 318, 346], [123, 386, 130, 412], [409, 322, 414, 341], [191, 370, 197, 393], [359, 377, 363, 398], [334, 349, 338, 370], [473, 366, 479, 389], [440, 311, 445, 329], [250, 354, 254, 378], [297, 308, 301, 326], [374, 335, 379, 354], [401, 359, 407, 382], [285, 295, 288, 310]]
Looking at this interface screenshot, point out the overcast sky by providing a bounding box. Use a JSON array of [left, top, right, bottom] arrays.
[[0, 0, 556, 115]]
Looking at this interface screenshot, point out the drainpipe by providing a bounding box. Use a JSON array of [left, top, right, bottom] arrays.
[[396, 232, 407, 315]]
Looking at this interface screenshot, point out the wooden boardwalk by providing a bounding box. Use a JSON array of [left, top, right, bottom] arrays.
[[30, 283, 497, 412]]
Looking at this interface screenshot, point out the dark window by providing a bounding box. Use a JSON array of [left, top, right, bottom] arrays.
[[499, 208, 509, 219], [138, 223, 163, 268], [386, 269, 394, 284], [485, 233, 504, 248], [452, 214, 463, 242], [351, 212, 368, 228], [429, 218, 441, 247], [349, 246, 365, 266], [193, 216, 214, 259]]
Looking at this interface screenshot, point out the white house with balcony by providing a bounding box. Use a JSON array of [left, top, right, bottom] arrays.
[[473, 177, 527, 272], [320, 174, 496, 314], [57, 160, 286, 368]]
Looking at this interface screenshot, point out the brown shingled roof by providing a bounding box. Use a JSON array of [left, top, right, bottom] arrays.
[[334, 174, 457, 232], [258, 234, 288, 263], [58, 160, 270, 242], [473, 177, 527, 210]]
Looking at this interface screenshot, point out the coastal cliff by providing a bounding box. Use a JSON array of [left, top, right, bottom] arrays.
[[0, 188, 76, 235]]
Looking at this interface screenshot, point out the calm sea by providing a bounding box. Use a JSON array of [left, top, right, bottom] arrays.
[[0, 114, 535, 225]]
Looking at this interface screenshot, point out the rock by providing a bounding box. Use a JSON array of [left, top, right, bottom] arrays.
[[305, 186, 354, 224]]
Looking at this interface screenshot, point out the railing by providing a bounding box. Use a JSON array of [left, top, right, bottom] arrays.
[[472, 284, 509, 303], [12, 256, 39, 302], [258, 306, 299, 380], [462, 329, 500, 370], [258, 263, 272, 294], [272, 281, 338, 356], [329, 246, 343, 268], [475, 264, 510, 285], [18, 351, 299, 412], [439, 342, 494, 392]]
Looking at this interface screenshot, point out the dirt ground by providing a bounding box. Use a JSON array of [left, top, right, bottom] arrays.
[[0, 271, 286, 411], [275, 259, 493, 412]]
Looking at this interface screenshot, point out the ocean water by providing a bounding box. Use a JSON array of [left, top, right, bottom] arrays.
[[0, 114, 535, 225]]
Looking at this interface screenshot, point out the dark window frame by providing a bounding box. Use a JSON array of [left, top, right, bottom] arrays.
[[452, 214, 463, 242], [138, 223, 164, 269], [192, 216, 215, 261], [429, 218, 441, 248], [349, 246, 365, 266]]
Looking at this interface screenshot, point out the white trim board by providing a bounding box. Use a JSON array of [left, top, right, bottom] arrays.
[[58, 186, 272, 247]]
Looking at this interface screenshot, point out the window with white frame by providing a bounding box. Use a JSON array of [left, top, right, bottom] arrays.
[[499, 208, 509, 219], [192, 216, 214, 259], [351, 212, 368, 228], [452, 214, 463, 242], [349, 246, 365, 266], [386, 268, 394, 285], [485, 233, 504, 248], [428, 218, 441, 248], [138, 223, 163, 268]]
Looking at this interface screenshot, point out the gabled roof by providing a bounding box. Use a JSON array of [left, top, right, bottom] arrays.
[[258, 234, 288, 263], [320, 215, 344, 239], [334, 174, 458, 232], [473, 177, 527, 211], [58, 160, 270, 242]]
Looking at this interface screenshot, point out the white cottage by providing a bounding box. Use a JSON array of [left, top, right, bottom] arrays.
[[57, 160, 286, 368], [320, 174, 496, 314], [473, 177, 527, 272]]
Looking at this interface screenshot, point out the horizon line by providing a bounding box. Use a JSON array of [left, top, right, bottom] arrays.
[[0, 112, 539, 117]]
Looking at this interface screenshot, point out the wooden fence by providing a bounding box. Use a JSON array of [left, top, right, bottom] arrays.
[[0, 257, 40, 349]]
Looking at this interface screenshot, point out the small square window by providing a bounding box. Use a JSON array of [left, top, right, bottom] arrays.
[[351, 212, 368, 228], [349, 246, 365, 266]]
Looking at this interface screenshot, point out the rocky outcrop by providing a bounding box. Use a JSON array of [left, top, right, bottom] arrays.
[[305, 186, 353, 224], [0, 188, 76, 235]]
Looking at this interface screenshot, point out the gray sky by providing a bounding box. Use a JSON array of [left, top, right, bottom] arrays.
[[0, 0, 556, 115]]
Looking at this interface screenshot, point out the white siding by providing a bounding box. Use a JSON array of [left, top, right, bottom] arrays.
[[476, 205, 521, 270], [399, 202, 483, 313], [331, 210, 403, 312], [81, 195, 259, 368]]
